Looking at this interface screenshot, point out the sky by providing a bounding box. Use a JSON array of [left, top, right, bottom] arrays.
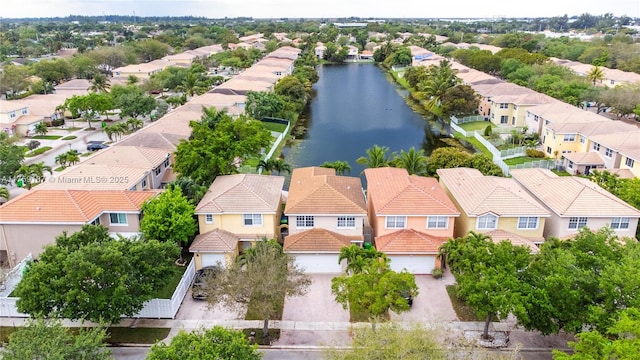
[[1, 0, 639, 20]]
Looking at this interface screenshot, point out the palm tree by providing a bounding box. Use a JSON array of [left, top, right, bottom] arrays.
[[356, 145, 394, 170], [89, 73, 110, 93], [33, 122, 48, 137], [320, 160, 351, 175], [394, 147, 427, 175], [14, 162, 51, 190], [338, 245, 388, 275], [0, 186, 9, 201], [65, 150, 80, 166], [30, 162, 53, 184], [271, 158, 292, 175], [55, 153, 68, 169], [256, 159, 275, 174], [126, 118, 143, 131], [178, 72, 206, 99], [201, 107, 229, 130], [586, 66, 605, 86]]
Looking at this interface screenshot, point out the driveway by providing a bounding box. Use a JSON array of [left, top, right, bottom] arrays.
[[174, 288, 243, 321], [390, 273, 458, 323], [282, 274, 349, 322]]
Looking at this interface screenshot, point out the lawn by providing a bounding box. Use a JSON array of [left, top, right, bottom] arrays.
[[551, 169, 572, 176], [503, 156, 548, 166], [446, 285, 480, 322], [261, 122, 287, 133], [31, 135, 62, 140], [0, 326, 170, 345], [452, 133, 491, 156], [62, 136, 77, 140], [458, 121, 494, 132], [151, 263, 189, 299], [25, 146, 52, 157]]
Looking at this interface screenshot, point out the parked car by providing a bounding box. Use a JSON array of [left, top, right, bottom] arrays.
[[191, 266, 220, 300], [87, 142, 109, 151], [399, 288, 414, 307]]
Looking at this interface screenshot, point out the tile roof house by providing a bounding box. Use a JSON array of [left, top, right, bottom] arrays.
[[437, 168, 550, 250], [364, 167, 460, 274], [191, 174, 285, 270], [0, 189, 159, 267], [510, 168, 640, 239], [39, 163, 150, 191], [283, 167, 367, 273]]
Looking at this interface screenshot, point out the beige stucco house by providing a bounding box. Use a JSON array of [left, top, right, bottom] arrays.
[[510, 168, 640, 239]]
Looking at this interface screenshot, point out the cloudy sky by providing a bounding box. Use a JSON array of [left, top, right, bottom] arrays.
[[2, 0, 639, 19]]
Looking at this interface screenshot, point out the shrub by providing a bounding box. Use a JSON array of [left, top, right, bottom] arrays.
[[27, 140, 41, 150], [483, 125, 492, 137], [432, 268, 444, 279], [51, 119, 65, 127], [526, 149, 547, 158]]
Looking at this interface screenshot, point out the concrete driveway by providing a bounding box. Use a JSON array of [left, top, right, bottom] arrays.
[[282, 274, 349, 322], [390, 273, 458, 323], [174, 288, 243, 321]]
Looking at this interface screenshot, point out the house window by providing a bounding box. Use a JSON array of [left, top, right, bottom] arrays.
[[337, 216, 356, 228], [605, 148, 613, 158], [9, 112, 16, 119], [513, 105, 518, 110], [205, 214, 213, 224], [385, 216, 406, 229], [579, 136, 586, 144], [593, 143, 600, 151], [500, 103, 508, 109], [500, 115, 508, 124], [21, 108, 28, 115], [512, 117, 515, 125], [243, 214, 263, 226], [625, 158, 635, 168], [568, 161, 574, 169], [563, 134, 576, 142], [296, 216, 314, 228], [517, 217, 538, 229], [91, 217, 101, 225], [568, 217, 588, 230], [427, 216, 448, 229], [141, 179, 147, 188], [610, 80, 614, 85], [109, 213, 128, 225], [164, 159, 170, 168], [546, 146, 552, 154], [476, 214, 497, 230], [611, 217, 630, 230], [534, 115, 539, 122], [154, 167, 161, 176]]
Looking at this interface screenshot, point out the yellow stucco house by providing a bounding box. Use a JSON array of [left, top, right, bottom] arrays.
[[189, 174, 285, 270], [437, 168, 550, 252]]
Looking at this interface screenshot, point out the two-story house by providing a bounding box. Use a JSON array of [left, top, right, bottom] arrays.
[[437, 168, 549, 252], [364, 167, 460, 274], [0, 189, 159, 267], [283, 167, 367, 273], [510, 168, 640, 239], [190, 174, 285, 270]]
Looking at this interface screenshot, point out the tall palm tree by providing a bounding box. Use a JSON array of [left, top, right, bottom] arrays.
[[14, 162, 52, 190], [394, 147, 427, 175], [30, 162, 53, 184], [201, 107, 229, 130], [356, 145, 394, 170], [89, 73, 111, 93], [320, 160, 351, 175], [419, 59, 461, 123], [586, 66, 605, 86], [178, 72, 206, 99], [55, 153, 68, 169], [65, 150, 80, 166]]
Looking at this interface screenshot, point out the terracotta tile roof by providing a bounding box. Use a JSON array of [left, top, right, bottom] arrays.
[[563, 152, 605, 165], [510, 168, 640, 218], [83, 146, 171, 170], [0, 100, 28, 113], [195, 174, 285, 214], [437, 168, 549, 217], [115, 132, 183, 151], [606, 168, 635, 179], [364, 167, 459, 216], [285, 167, 367, 215], [0, 189, 159, 223], [283, 228, 358, 252], [39, 163, 148, 190], [189, 228, 239, 252], [484, 230, 541, 253], [374, 229, 447, 253]]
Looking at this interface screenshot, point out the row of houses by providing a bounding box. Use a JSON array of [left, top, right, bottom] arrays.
[[407, 45, 640, 178], [0, 46, 301, 268], [188, 165, 639, 275]]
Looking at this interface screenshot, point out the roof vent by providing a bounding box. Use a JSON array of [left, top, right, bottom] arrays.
[[35, 206, 40, 211]]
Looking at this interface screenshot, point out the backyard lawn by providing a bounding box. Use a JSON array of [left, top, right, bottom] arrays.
[[458, 121, 493, 132]]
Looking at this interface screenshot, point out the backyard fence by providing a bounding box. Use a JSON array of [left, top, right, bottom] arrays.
[[451, 115, 485, 124], [0, 257, 195, 319]]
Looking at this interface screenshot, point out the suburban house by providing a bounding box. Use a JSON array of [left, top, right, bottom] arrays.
[[39, 163, 150, 191], [472, 82, 553, 127], [364, 167, 460, 274], [437, 168, 550, 251], [0, 189, 159, 267], [112, 59, 171, 80], [283, 167, 367, 273], [0, 100, 36, 136], [619, 148, 640, 178], [190, 174, 285, 270], [315, 42, 327, 59], [510, 168, 640, 239]]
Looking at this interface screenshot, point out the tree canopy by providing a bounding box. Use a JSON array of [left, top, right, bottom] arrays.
[[0, 132, 25, 185], [147, 326, 261, 360], [140, 187, 198, 248], [14, 224, 180, 324]]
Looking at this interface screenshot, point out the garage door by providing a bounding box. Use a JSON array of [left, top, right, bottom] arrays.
[[201, 253, 226, 268], [294, 254, 343, 274], [389, 255, 435, 274]]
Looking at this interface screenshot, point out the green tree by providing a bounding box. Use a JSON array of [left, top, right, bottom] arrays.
[[177, 72, 207, 98], [147, 326, 261, 360], [586, 65, 605, 86], [0, 64, 29, 97], [1, 318, 111, 360], [14, 162, 52, 189], [33, 121, 48, 137], [356, 145, 394, 170], [168, 176, 208, 205], [205, 240, 311, 337], [70, 54, 98, 79], [110, 85, 157, 120], [338, 245, 388, 275], [274, 75, 308, 112], [89, 73, 110, 93], [440, 232, 531, 339], [31, 58, 72, 83], [393, 147, 427, 175], [62, 93, 113, 129], [332, 260, 418, 319], [0, 186, 9, 201], [140, 187, 198, 254], [14, 224, 180, 324], [320, 160, 351, 175], [257, 158, 291, 175], [0, 132, 25, 185], [440, 84, 481, 117], [135, 39, 170, 62], [246, 91, 285, 120], [389, 47, 413, 66]]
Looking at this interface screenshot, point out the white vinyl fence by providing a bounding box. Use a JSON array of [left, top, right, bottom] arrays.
[[0, 258, 195, 319]]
